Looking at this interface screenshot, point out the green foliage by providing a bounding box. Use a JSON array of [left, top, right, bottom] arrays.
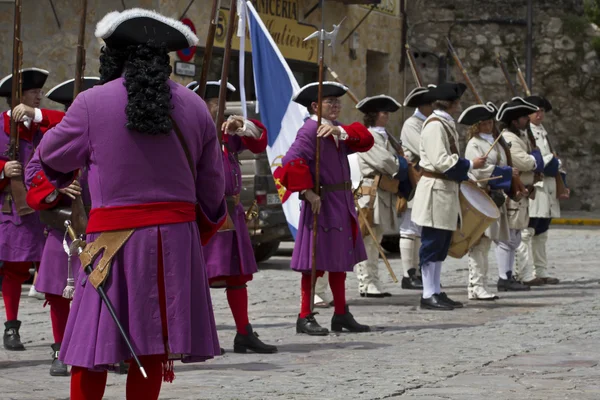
[[562, 14, 589, 39], [592, 37, 600, 54], [584, 0, 600, 26]]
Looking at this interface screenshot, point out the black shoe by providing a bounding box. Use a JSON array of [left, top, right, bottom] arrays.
[[234, 324, 278, 354], [220, 347, 226, 355], [296, 314, 329, 336], [420, 294, 454, 310], [401, 276, 423, 290], [49, 343, 69, 376], [438, 292, 463, 308], [497, 272, 531, 292], [331, 306, 370, 333], [3, 320, 25, 351]]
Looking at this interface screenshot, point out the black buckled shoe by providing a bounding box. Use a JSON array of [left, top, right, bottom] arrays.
[[49, 343, 69, 376], [401, 268, 423, 290], [331, 306, 370, 333], [420, 294, 454, 311], [234, 324, 278, 354], [3, 320, 25, 351], [498, 272, 531, 292], [296, 314, 329, 336], [439, 292, 463, 308]]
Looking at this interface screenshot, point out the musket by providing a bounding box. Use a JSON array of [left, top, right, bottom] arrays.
[[513, 57, 568, 198], [446, 38, 529, 201], [64, 221, 147, 379], [215, 0, 237, 145], [70, 0, 89, 237], [496, 54, 518, 97], [197, 0, 221, 99], [2, 0, 34, 217], [405, 43, 424, 87], [304, 4, 345, 312]]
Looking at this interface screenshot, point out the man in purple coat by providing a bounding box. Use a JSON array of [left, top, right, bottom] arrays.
[[190, 80, 277, 354], [0, 67, 64, 351], [281, 82, 374, 335], [36, 9, 227, 400]]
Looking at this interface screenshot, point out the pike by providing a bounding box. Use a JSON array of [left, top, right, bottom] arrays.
[[303, 3, 345, 312], [405, 43, 424, 87], [215, 0, 237, 145], [513, 57, 568, 199], [2, 0, 34, 217], [197, 0, 221, 100], [446, 37, 529, 201]]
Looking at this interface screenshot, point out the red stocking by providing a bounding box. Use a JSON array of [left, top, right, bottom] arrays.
[[70, 367, 107, 400], [299, 273, 312, 318], [46, 293, 70, 343], [328, 272, 347, 315], [226, 284, 249, 335], [126, 355, 164, 400], [2, 262, 31, 321]]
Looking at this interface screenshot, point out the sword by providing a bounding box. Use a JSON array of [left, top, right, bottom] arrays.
[[64, 220, 147, 379]]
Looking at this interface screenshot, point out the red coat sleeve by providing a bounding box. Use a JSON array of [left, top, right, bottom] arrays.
[[343, 122, 374, 153], [0, 160, 8, 191], [26, 170, 61, 210], [281, 158, 313, 192], [241, 119, 268, 154], [196, 203, 227, 245], [39, 109, 65, 134]]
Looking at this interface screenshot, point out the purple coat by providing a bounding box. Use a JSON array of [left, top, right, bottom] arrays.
[[203, 127, 267, 283], [24, 151, 89, 297], [37, 78, 227, 370], [0, 114, 46, 262], [282, 118, 372, 273]]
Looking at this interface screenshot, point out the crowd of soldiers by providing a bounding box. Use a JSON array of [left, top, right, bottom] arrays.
[[0, 7, 567, 400]]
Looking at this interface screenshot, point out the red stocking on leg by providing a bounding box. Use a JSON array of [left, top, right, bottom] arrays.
[[70, 367, 107, 400], [299, 273, 312, 318], [46, 294, 70, 343], [2, 262, 31, 321], [126, 355, 164, 400], [226, 282, 249, 335], [328, 272, 347, 315]]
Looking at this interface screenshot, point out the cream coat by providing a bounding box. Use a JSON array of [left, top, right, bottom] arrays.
[[401, 115, 425, 209], [501, 128, 536, 230], [465, 134, 510, 242], [357, 128, 400, 234], [529, 123, 561, 218], [412, 114, 463, 231]]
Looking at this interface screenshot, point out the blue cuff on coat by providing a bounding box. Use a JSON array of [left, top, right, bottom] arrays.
[[398, 179, 412, 199], [543, 156, 560, 177], [394, 156, 409, 182], [488, 166, 512, 193], [443, 158, 470, 182], [531, 149, 544, 174]]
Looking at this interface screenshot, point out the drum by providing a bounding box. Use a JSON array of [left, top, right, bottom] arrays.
[[448, 181, 500, 258]]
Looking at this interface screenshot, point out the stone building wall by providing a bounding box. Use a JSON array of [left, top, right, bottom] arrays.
[[0, 0, 597, 210]]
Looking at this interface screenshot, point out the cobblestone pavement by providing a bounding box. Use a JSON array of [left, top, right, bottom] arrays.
[[1, 226, 599, 399]]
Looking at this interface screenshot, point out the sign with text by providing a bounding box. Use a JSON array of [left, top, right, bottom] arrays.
[[214, 0, 317, 63], [174, 61, 196, 77], [359, 0, 398, 16]]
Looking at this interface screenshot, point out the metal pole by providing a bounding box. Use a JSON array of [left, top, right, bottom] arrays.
[[526, 0, 533, 90], [400, 0, 406, 123]]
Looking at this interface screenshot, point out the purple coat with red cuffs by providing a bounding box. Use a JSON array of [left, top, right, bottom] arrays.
[[203, 120, 268, 285], [36, 78, 227, 370], [281, 118, 374, 273]]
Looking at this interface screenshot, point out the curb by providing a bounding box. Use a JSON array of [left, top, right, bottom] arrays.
[[551, 218, 600, 226]]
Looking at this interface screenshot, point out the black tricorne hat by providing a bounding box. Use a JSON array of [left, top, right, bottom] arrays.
[[192, 80, 236, 100], [186, 81, 198, 90], [457, 102, 498, 126], [356, 95, 402, 113], [45, 77, 101, 105], [496, 97, 539, 124], [403, 85, 436, 108], [524, 95, 552, 112], [95, 8, 199, 52], [0, 68, 49, 97], [428, 82, 467, 102], [292, 82, 347, 108]]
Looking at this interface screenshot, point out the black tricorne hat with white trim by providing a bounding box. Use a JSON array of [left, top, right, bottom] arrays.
[[428, 82, 467, 102], [356, 95, 402, 113], [186, 81, 198, 90], [524, 95, 552, 112], [95, 8, 199, 52], [292, 82, 348, 108], [0, 68, 49, 97], [457, 102, 498, 126], [45, 77, 101, 105], [403, 85, 436, 108], [193, 80, 236, 100], [496, 97, 539, 124]]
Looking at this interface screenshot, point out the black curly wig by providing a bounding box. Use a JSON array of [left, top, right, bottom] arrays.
[[99, 41, 173, 135]]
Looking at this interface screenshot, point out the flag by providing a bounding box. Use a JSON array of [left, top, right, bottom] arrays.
[[246, 1, 309, 239]]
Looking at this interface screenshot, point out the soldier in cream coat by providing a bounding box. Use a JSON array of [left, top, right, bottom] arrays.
[[460, 103, 523, 300], [497, 97, 545, 290], [514, 95, 567, 285], [398, 86, 436, 290], [411, 82, 487, 311], [354, 95, 411, 297]]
